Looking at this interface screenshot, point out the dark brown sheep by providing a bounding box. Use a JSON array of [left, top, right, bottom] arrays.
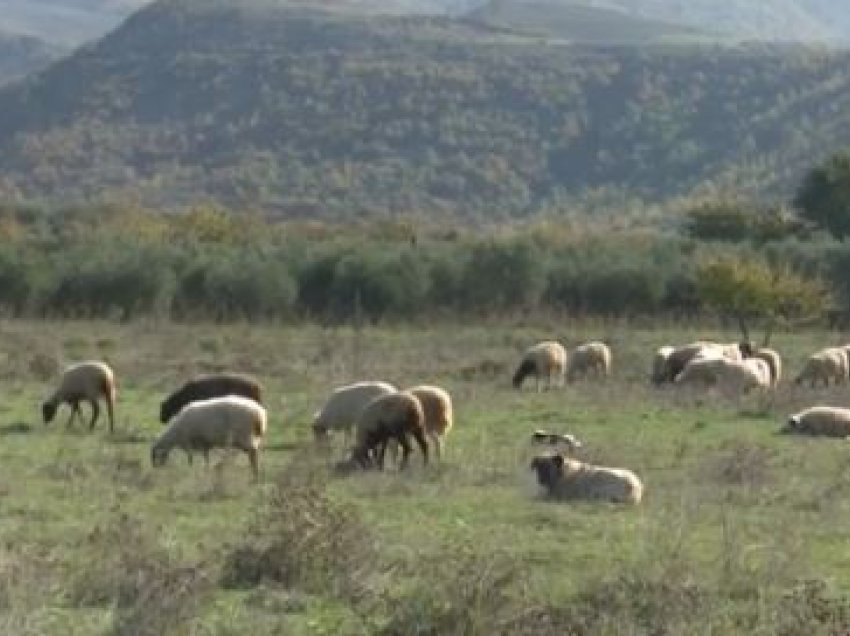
[[351, 391, 428, 470], [159, 373, 262, 424]]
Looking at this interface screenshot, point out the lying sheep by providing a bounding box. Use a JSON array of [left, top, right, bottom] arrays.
[[782, 406, 850, 438], [530, 454, 642, 505], [159, 373, 262, 423], [407, 385, 453, 460], [753, 347, 782, 387], [42, 361, 116, 432], [312, 380, 397, 442], [531, 430, 582, 453], [795, 348, 848, 387], [567, 341, 612, 382], [151, 395, 267, 480], [675, 356, 770, 392], [512, 341, 567, 391], [349, 391, 427, 470]]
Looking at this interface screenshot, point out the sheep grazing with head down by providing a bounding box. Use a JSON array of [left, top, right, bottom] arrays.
[[795, 348, 848, 387], [530, 454, 642, 505], [512, 341, 567, 391], [782, 406, 850, 438], [42, 361, 116, 432], [312, 380, 397, 443], [406, 385, 453, 460], [159, 373, 262, 424], [567, 341, 612, 382], [347, 391, 427, 470], [151, 395, 267, 480]]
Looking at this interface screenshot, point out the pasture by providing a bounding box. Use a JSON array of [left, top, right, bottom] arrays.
[[2, 318, 850, 634]]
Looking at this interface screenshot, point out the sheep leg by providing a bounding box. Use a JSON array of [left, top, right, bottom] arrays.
[[105, 396, 115, 434], [411, 429, 429, 466], [247, 448, 259, 481], [66, 401, 81, 428], [430, 432, 441, 461], [376, 438, 390, 470], [396, 434, 413, 470], [88, 399, 100, 430]]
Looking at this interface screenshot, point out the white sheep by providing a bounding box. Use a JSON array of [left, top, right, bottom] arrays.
[[312, 380, 397, 442], [42, 361, 116, 432], [406, 385, 453, 460], [753, 347, 782, 387], [512, 341, 567, 391], [150, 395, 267, 480], [567, 341, 612, 382], [675, 356, 770, 392], [348, 391, 427, 470], [530, 454, 642, 505], [795, 348, 848, 387], [782, 406, 850, 438], [659, 341, 752, 384]]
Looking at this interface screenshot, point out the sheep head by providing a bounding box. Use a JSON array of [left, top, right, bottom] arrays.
[[530, 454, 565, 489], [41, 402, 57, 425]]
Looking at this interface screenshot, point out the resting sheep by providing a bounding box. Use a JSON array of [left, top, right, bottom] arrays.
[[512, 341, 567, 391], [530, 454, 642, 505], [312, 380, 397, 442], [657, 341, 749, 384], [42, 361, 116, 432], [159, 373, 262, 423], [349, 391, 427, 470], [782, 406, 850, 438], [753, 347, 782, 387], [531, 430, 582, 453], [151, 395, 267, 480], [795, 348, 848, 387], [567, 341, 612, 382], [675, 356, 770, 392]]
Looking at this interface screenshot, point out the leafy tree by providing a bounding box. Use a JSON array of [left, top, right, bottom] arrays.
[[795, 152, 850, 238], [696, 256, 831, 345]]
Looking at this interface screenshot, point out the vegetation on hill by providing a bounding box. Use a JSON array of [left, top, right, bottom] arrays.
[[2, 1, 850, 216]]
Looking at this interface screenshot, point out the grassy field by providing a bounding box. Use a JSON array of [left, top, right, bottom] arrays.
[[2, 318, 850, 634]]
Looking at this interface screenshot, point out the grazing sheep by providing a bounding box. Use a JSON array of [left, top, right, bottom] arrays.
[[530, 454, 642, 505], [658, 341, 753, 384], [782, 406, 850, 438], [651, 346, 674, 385], [406, 385, 453, 460], [795, 349, 848, 387], [42, 361, 116, 432], [531, 430, 582, 453], [159, 373, 262, 424], [151, 395, 267, 479], [567, 341, 612, 382], [675, 356, 770, 392], [350, 391, 427, 470], [512, 341, 567, 391], [753, 347, 782, 387], [312, 381, 397, 442]]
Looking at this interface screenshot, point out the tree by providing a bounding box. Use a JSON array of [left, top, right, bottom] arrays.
[[794, 152, 850, 238], [696, 256, 831, 345]]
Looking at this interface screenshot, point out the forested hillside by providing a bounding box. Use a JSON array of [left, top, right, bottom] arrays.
[[0, 31, 63, 86], [3, 0, 850, 218]]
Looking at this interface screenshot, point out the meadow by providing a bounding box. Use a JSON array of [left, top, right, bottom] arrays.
[[2, 317, 850, 634]]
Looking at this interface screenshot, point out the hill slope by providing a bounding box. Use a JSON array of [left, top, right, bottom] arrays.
[[3, 0, 850, 217], [0, 31, 64, 85]]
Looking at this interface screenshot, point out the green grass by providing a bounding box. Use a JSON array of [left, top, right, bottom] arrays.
[[3, 318, 850, 633]]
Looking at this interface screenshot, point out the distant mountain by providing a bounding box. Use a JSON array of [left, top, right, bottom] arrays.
[[0, 0, 150, 45], [0, 31, 64, 85], [2, 0, 850, 218]]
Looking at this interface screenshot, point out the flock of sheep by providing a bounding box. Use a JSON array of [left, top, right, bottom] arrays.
[[35, 336, 850, 506]]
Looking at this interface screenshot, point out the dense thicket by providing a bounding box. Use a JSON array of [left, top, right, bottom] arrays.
[[0, 202, 846, 323], [3, 1, 850, 217]]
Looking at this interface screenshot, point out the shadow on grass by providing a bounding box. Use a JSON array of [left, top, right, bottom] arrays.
[[0, 422, 32, 435], [107, 429, 151, 444]]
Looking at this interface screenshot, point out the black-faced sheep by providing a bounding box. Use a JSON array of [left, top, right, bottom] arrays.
[[151, 395, 267, 480], [512, 341, 567, 391], [42, 361, 116, 432], [530, 454, 642, 505], [159, 373, 262, 424], [795, 348, 848, 387], [349, 391, 427, 470], [566, 341, 612, 382], [782, 406, 850, 438], [312, 380, 397, 442]]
